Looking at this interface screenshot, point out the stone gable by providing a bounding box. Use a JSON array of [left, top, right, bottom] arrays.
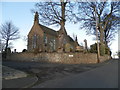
[[27, 12, 81, 53]]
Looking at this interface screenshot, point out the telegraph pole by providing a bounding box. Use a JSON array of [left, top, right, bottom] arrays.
[[0, 39, 1, 53], [95, 4, 100, 63]]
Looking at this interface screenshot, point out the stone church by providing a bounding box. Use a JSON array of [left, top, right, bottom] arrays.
[[27, 12, 82, 52]]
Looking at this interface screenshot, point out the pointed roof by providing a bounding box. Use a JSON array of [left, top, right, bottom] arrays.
[[34, 11, 39, 24], [39, 24, 58, 37], [68, 35, 74, 42]]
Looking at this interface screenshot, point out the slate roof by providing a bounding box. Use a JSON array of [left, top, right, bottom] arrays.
[[39, 24, 77, 46], [39, 24, 58, 37], [58, 27, 67, 35], [68, 35, 75, 42]]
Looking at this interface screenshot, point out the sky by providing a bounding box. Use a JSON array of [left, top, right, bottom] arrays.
[[0, 2, 119, 57]]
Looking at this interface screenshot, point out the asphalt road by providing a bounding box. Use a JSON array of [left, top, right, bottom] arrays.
[[33, 60, 118, 88]]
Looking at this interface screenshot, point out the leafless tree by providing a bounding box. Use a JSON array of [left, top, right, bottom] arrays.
[[32, 0, 77, 31], [77, 1, 120, 46], [0, 21, 20, 52]]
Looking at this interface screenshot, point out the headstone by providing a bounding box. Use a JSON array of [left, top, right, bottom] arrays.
[[14, 49, 16, 53], [84, 39, 88, 52]]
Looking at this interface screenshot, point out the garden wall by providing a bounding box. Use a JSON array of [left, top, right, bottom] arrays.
[[6, 52, 110, 64]]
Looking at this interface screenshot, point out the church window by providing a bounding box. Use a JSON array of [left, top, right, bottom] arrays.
[[53, 39, 56, 50], [32, 34, 37, 48], [49, 40, 53, 51], [64, 38, 67, 44], [44, 33, 47, 44], [49, 38, 56, 51]]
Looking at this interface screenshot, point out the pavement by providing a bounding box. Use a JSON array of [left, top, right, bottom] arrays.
[[2, 66, 38, 88], [2, 66, 27, 80], [2, 76, 38, 88]]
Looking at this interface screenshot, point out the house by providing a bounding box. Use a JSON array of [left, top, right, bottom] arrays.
[[27, 12, 82, 53]]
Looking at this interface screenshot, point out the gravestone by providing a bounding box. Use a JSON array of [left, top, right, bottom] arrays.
[[84, 39, 88, 52]]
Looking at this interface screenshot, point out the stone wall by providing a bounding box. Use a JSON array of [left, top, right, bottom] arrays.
[[6, 52, 110, 64]]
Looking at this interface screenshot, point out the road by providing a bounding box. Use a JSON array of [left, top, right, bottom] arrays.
[[33, 60, 118, 88]]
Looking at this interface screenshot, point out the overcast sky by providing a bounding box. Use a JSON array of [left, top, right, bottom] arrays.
[[0, 2, 119, 57]]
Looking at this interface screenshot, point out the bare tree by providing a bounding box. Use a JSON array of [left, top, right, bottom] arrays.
[[32, 0, 77, 31], [77, 1, 120, 46], [0, 21, 20, 52]]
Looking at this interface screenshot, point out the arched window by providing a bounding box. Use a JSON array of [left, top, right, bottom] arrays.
[[53, 39, 56, 50], [32, 34, 37, 48], [49, 38, 56, 51], [64, 38, 67, 44], [44, 33, 47, 44]]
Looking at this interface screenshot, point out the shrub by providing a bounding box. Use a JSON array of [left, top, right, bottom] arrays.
[[105, 46, 110, 55], [90, 43, 110, 56], [65, 43, 71, 52], [22, 49, 27, 52], [90, 43, 97, 53], [2, 48, 11, 59]]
